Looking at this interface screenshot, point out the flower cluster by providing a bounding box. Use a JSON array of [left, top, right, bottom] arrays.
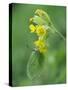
[[29, 9, 48, 53]]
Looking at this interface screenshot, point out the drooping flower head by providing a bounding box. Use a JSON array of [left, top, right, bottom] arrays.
[[29, 9, 49, 53]]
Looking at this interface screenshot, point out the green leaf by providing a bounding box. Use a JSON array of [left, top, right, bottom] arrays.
[[27, 51, 45, 80]]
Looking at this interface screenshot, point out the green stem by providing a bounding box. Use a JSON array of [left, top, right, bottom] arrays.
[[50, 22, 65, 41], [27, 51, 35, 80]]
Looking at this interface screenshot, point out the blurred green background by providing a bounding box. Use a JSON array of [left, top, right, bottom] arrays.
[[12, 3, 66, 86]]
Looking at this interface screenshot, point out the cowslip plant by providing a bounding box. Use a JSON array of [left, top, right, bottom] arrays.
[[27, 9, 65, 80]]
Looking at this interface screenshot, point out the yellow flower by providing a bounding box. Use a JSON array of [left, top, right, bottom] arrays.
[[29, 24, 36, 33], [34, 39, 47, 53], [34, 39, 45, 48], [36, 25, 46, 36], [39, 47, 47, 53]]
